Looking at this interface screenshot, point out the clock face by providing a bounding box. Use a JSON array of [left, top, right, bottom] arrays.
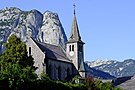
[[69, 51, 74, 56]]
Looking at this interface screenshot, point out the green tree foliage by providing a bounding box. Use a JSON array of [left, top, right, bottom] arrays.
[[0, 34, 37, 89], [0, 34, 34, 67]]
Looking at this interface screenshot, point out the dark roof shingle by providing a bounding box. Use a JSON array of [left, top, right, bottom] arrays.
[[33, 39, 71, 63]]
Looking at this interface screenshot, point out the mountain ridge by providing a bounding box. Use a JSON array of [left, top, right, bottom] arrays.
[[0, 7, 67, 52], [86, 59, 135, 77]]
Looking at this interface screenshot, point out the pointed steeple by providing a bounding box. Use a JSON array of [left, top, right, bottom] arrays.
[[66, 4, 86, 78], [68, 4, 83, 43]]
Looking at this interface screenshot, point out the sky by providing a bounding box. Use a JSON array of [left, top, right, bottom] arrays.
[[0, 0, 135, 61]]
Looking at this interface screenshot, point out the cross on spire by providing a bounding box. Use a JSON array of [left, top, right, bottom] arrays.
[[73, 3, 76, 15]]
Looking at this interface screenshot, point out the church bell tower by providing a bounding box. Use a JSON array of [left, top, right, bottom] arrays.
[[66, 5, 86, 78]]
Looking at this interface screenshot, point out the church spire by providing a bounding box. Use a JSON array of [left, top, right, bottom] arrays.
[[69, 4, 83, 43]]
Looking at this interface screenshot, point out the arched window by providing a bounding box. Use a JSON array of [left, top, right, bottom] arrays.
[[58, 66, 61, 80], [72, 45, 74, 51], [54, 65, 57, 80], [29, 47, 31, 56], [67, 68, 70, 77], [69, 45, 71, 51], [48, 65, 52, 79]]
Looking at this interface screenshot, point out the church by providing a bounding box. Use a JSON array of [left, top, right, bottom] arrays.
[[26, 8, 86, 81]]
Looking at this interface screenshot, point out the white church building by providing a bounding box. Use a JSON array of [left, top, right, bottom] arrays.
[[26, 9, 86, 81]]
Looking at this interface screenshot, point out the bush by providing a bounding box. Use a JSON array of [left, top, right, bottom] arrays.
[[83, 77, 123, 90]]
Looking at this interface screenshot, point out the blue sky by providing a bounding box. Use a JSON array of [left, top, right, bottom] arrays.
[[0, 0, 135, 61]]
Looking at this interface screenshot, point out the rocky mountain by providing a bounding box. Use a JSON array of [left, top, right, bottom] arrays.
[[0, 7, 67, 53], [85, 63, 115, 79], [86, 59, 135, 77], [38, 11, 67, 48]]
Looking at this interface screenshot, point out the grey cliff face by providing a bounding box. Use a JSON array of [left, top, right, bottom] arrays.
[[0, 7, 67, 53], [0, 7, 43, 52], [38, 11, 67, 49]]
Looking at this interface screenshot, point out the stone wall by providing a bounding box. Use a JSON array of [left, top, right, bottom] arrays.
[[26, 38, 45, 76]]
